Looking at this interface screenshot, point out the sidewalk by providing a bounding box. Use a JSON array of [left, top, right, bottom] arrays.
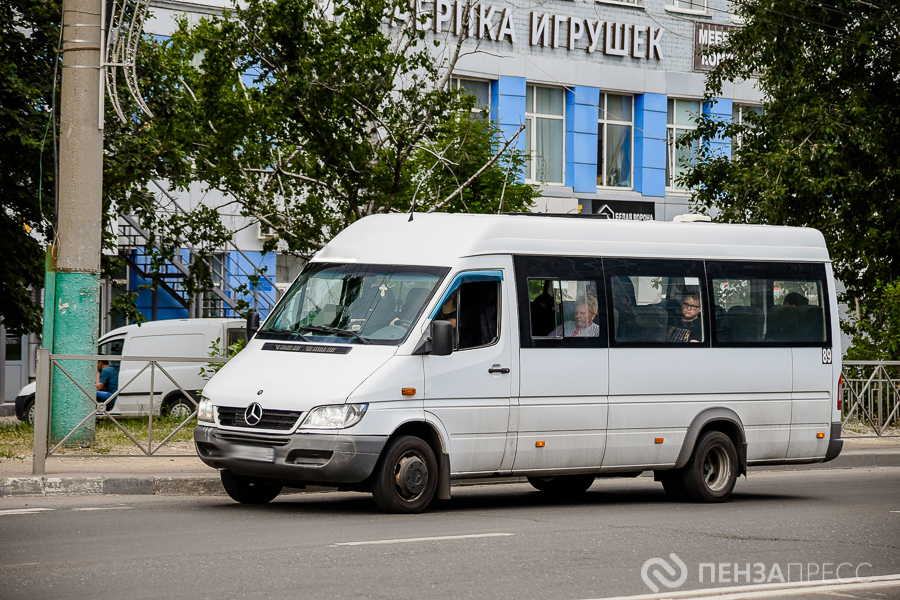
[[1, 435, 898, 499]]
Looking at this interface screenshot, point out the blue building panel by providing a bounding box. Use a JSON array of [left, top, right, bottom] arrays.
[[634, 93, 667, 198], [492, 76, 527, 182], [703, 97, 733, 160], [226, 251, 276, 318], [566, 86, 599, 193]]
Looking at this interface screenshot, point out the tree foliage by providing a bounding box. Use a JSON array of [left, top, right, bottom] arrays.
[[680, 0, 900, 357], [0, 0, 59, 335], [114, 0, 536, 269]]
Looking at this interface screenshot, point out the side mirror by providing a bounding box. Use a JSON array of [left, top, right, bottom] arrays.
[[431, 320, 454, 356], [246, 310, 260, 340]]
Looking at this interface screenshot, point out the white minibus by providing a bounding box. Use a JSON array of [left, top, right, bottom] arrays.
[[194, 214, 843, 513]]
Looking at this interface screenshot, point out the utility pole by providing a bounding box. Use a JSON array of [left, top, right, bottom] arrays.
[[46, 0, 105, 443]]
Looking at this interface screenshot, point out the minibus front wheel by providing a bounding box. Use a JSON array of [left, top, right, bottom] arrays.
[[220, 470, 283, 504], [371, 435, 438, 514]]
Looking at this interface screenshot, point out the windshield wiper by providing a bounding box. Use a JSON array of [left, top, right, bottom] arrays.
[[259, 328, 309, 342], [296, 325, 370, 344]]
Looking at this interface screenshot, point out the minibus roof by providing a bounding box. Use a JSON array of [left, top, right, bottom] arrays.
[[314, 213, 830, 266]]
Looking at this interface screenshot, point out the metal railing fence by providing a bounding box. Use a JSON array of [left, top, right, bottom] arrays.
[[840, 360, 900, 437], [32, 348, 230, 475]]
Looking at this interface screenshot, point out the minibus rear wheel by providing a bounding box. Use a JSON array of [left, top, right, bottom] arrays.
[[680, 431, 738, 503], [220, 470, 283, 504], [527, 474, 595, 495], [371, 435, 438, 514]]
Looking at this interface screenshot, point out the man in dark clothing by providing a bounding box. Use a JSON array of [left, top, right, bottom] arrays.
[[97, 359, 119, 410], [666, 292, 703, 343]]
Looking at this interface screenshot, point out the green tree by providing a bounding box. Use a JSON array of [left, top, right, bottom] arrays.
[[680, 0, 900, 358], [0, 0, 59, 335], [114, 0, 536, 271]]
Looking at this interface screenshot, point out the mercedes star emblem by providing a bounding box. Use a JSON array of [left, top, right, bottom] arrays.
[[244, 402, 264, 426]]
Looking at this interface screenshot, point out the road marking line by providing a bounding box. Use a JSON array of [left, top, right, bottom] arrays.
[[72, 506, 133, 511], [588, 573, 900, 600], [0, 508, 54, 516], [333, 532, 514, 546]]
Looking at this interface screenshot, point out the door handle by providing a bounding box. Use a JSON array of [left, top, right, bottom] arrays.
[[488, 365, 510, 374]]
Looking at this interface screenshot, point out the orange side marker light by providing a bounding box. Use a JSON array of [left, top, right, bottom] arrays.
[[655, 438, 664, 444], [535, 441, 545, 448], [401, 388, 416, 396], [817, 432, 825, 439]]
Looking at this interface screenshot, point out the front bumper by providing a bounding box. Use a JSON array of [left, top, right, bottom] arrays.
[[194, 425, 387, 485]]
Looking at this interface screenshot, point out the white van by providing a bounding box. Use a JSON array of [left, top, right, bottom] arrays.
[[100, 318, 245, 418], [194, 214, 843, 513], [17, 318, 245, 423]]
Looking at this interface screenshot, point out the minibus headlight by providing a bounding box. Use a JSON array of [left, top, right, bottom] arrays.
[[300, 403, 368, 429], [197, 396, 214, 423]]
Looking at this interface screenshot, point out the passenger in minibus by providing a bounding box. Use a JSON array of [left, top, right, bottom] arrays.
[[435, 294, 458, 329], [550, 295, 599, 337], [666, 292, 703, 343], [530, 292, 557, 336], [783, 292, 809, 307]]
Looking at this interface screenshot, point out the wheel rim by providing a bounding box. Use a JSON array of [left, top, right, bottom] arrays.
[[169, 403, 193, 419], [27, 404, 35, 425], [393, 450, 428, 501], [702, 445, 732, 492]]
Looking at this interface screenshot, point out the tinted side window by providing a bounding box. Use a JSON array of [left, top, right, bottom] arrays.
[[514, 256, 607, 349], [604, 258, 708, 346], [435, 281, 500, 351], [707, 261, 830, 346]]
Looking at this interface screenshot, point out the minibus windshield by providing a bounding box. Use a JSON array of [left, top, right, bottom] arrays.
[[259, 263, 448, 345]]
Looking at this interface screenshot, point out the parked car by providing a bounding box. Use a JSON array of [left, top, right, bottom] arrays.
[[16, 318, 246, 423]]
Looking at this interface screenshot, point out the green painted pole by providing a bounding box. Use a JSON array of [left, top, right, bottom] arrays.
[[51, 0, 104, 444], [41, 248, 56, 350]]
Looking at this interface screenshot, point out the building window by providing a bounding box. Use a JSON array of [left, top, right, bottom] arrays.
[[597, 93, 633, 188], [452, 78, 491, 112], [666, 0, 707, 12], [732, 103, 763, 148], [666, 98, 700, 190], [525, 85, 565, 184], [598, 0, 642, 5]]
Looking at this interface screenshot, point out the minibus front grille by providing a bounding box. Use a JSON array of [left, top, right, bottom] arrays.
[[217, 406, 303, 431]]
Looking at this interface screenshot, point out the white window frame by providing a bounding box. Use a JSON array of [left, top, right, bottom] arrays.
[[597, 0, 644, 8], [666, 98, 701, 192], [525, 85, 565, 185], [597, 93, 634, 190], [665, 0, 708, 15], [731, 103, 762, 149], [452, 78, 492, 113]]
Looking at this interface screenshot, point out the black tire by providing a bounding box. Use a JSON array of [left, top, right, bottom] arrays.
[[165, 395, 195, 419], [220, 470, 283, 504], [24, 398, 36, 425], [371, 435, 438, 514], [680, 431, 738, 503], [527, 474, 595, 495]]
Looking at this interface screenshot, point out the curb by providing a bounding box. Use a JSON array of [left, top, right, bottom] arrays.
[[2, 452, 898, 498], [0, 475, 225, 498]]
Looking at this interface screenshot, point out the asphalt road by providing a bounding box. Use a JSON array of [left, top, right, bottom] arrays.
[[1, 468, 899, 600]]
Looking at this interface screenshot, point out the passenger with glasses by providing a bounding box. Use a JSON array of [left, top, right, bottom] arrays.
[[666, 292, 703, 343]]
